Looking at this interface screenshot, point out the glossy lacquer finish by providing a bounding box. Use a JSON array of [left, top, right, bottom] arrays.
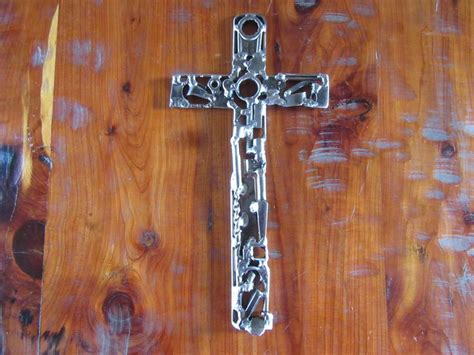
[[0, 0, 473, 353]]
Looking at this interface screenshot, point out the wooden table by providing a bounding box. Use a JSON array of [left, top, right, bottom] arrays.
[[0, 0, 473, 353]]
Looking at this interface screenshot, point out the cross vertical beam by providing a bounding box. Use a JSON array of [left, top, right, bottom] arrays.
[[170, 14, 329, 335]]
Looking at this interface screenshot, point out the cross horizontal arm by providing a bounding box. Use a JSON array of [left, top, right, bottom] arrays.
[[265, 73, 330, 108], [169, 74, 230, 109], [170, 72, 329, 110]]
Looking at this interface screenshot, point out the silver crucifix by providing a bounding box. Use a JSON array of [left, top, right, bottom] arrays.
[[170, 14, 329, 335]]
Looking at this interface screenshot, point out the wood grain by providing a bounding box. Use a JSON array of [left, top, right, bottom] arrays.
[[0, 1, 58, 353], [0, 0, 473, 353]]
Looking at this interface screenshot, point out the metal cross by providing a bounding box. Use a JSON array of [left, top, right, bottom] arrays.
[[170, 13, 329, 335]]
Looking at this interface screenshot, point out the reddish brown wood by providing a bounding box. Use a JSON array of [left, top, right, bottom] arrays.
[[0, 1, 59, 353], [0, 0, 473, 353]]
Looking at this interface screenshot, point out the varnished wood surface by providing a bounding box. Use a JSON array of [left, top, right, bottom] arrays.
[[0, 0, 473, 353]]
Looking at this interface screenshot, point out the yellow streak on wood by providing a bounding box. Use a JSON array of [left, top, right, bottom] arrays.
[[21, 72, 32, 193], [40, 4, 59, 154]]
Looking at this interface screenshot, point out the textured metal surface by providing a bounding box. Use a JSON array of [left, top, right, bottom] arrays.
[[170, 14, 329, 335]]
